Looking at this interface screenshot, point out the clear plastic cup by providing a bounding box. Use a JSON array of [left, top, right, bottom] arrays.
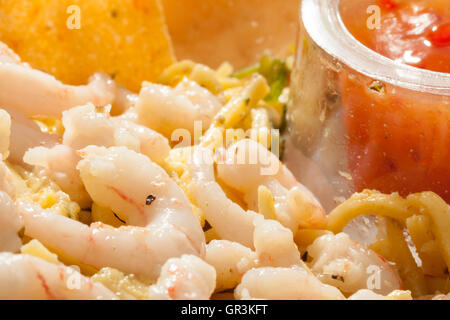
[[285, 0, 450, 212]]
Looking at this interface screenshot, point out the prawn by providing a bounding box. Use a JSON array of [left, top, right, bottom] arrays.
[[217, 139, 327, 233], [2, 106, 58, 168], [148, 255, 216, 300], [62, 104, 170, 165], [253, 216, 302, 268], [188, 147, 260, 248], [0, 161, 16, 198], [111, 87, 139, 116], [0, 109, 10, 160], [24, 106, 171, 208], [348, 289, 413, 300], [0, 42, 21, 64], [136, 78, 222, 138], [205, 217, 303, 292], [0, 112, 21, 198], [189, 146, 305, 267], [205, 240, 258, 292], [0, 42, 115, 118], [432, 293, 450, 300], [0, 191, 23, 252], [18, 201, 201, 280], [0, 252, 117, 300], [307, 233, 402, 295], [77, 146, 205, 257], [235, 266, 345, 300], [23, 145, 92, 209], [348, 289, 389, 300]]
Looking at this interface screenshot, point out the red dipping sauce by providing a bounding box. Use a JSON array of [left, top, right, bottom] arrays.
[[339, 0, 450, 201], [342, 0, 450, 73]]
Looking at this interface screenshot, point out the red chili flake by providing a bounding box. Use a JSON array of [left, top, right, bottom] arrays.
[[429, 22, 450, 47]]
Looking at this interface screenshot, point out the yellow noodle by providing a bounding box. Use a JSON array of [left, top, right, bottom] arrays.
[[406, 215, 447, 276], [327, 190, 413, 233], [369, 218, 427, 297]]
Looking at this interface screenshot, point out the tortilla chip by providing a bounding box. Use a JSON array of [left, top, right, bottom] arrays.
[[0, 0, 175, 92]]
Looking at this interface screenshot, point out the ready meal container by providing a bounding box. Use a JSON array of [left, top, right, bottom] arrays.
[[288, 0, 450, 208]]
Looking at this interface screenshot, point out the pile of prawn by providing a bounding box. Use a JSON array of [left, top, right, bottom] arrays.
[[0, 42, 449, 300]]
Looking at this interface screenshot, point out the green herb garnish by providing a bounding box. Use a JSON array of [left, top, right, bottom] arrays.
[[232, 64, 259, 79], [258, 55, 290, 104], [233, 55, 291, 104]]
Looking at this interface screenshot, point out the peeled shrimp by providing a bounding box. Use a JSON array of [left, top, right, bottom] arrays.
[[3, 106, 58, 167], [206, 222, 333, 298], [115, 107, 139, 123], [205, 218, 304, 292], [0, 42, 21, 64], [307, 233, 402, 295], [189, 146, 310, 265], [75, 146, 205, 269], [253, 216, 301, 268], [432, 293, 450, 300], [18, 201, 201, 280], [111, 87, 139, 116], [191, 147, 304, 282], [63, 104, 170, 165], [217, 139, 326, 233], [136, 78, 222, 138], [348, 289, 389, 300], [0, 161, 16, 197], [0, 109, 10, 160], [23, 145, 92, 209], [189, 147, 260, 248], [148, 255, 216, 300], [235, 266, 345, 300], [0, 42, 115, 117], [348, 289, 413, 300], [0, 253, 117, 300], [0, 112, 17, 198], [24, 105, 171, 208], [0, 191, 23, 252], [205, 240, 258, 292], [77, 146, 204, 256]]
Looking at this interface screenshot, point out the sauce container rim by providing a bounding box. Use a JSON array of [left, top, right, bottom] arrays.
[[301, 0, 450, 95]]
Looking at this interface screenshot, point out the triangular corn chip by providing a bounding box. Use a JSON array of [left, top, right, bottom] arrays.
[[0, 0, 175, 92]]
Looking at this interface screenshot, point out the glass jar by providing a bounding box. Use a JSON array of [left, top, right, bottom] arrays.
[[285, 0, 450, 212]]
